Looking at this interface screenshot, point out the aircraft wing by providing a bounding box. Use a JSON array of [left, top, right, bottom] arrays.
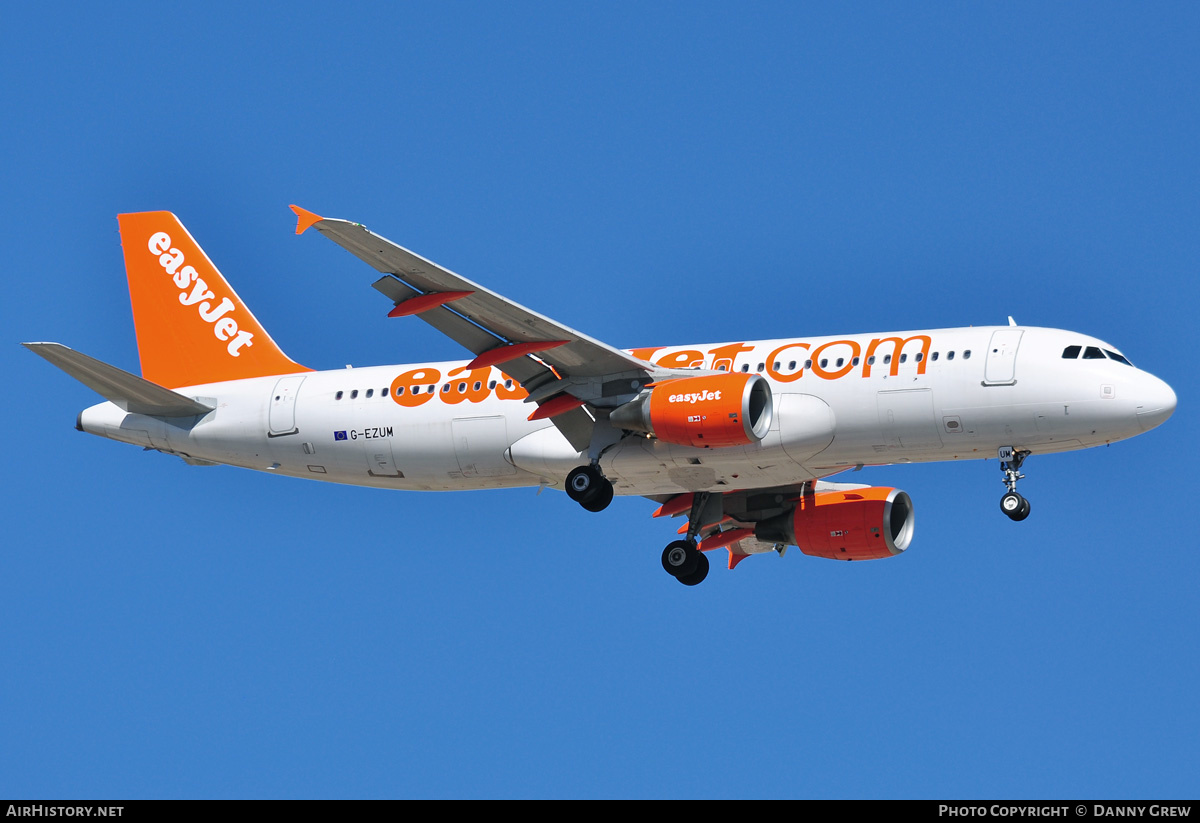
[[647, 477, 875, 570], [290, 206, 672, 451]]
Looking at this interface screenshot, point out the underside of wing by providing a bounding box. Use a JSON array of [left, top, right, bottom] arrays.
[[645, 476, 881, 569]]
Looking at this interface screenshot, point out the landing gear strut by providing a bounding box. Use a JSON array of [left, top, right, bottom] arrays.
[[660, 492, 711, 586], [998, 446, 1032, 521], [566, 464, 614, 512]]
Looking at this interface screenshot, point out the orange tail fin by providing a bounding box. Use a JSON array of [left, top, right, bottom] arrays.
[[117, 212, 310, 388]]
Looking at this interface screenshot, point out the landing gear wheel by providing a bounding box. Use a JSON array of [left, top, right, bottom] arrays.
[[1001, 492, 1030, 521], [566, 465, 614, 512], [677, 550, 710, 586], [1013, 497, 1031, 521], [566, 465, 600, 502], [580, 481, 614, 512], [662, 540, 700, 578]]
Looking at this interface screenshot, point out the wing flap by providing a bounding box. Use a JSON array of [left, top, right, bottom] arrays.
[[548, 406, 594, 452]]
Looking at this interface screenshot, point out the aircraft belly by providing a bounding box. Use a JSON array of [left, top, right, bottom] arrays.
[[877, 389, 943, 452], [775, 393, 836, 463], [602, 435, 818, 495], [450, 416, 517, 478]]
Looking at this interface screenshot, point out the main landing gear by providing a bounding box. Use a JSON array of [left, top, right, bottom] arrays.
[[662, 540, 709, 586], [660, 492, 712, 586], [998, 446, 1032, 522], [565, 464, 614, 512]]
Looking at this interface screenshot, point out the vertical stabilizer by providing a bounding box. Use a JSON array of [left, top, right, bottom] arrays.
[[117, 212, 310, 388]]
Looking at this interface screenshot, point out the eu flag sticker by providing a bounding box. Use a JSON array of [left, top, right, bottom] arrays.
[[334, 431, 348, 441]]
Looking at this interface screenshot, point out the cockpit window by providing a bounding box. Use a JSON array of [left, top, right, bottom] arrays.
[[1104, 349, 1133, 366], [1062, 345, 1081, 359], [1083, 346, 1105, 359]]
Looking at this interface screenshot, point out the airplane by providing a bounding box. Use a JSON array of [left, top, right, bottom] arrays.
[[25, 207, 1177, 586]]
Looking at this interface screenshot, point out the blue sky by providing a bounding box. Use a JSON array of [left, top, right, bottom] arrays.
[[2, 2, 1197, 799]]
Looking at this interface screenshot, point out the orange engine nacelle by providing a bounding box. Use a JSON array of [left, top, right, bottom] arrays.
[[608, 373, 773, 448], [754, 487, 915, 560]]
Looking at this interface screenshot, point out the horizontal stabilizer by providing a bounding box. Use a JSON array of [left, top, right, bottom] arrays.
[[23, 342, 215, 417]]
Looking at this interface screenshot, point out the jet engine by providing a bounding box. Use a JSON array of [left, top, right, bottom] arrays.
[[608, 373, 773, 448], [754, 486, 914, 560]]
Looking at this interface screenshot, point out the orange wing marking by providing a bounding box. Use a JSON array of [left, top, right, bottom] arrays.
[[698, 528, 754, 552], [527, 394, 586, 421], [288, 204, 324, 235], [467, 340, 569, 371], [387, 291, 475, 318], [652, 493, 694, 518]]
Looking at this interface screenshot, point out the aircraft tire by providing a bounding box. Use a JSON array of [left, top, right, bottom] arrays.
[[566, 465, 602, 503], [1000, 492, 1024, 519], [677, 551, 710, 586], [580, 481, 614, 512], [662, 540, 699, 578], [1011, 497, 1031, 521]]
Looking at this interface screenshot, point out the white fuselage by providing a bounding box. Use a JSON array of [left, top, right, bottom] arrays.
[[77, 325, 1176, 496]]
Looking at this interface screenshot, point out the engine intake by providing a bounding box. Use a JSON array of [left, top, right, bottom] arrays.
[[755, 486, 914, 560], [609, 373, 773, 448]]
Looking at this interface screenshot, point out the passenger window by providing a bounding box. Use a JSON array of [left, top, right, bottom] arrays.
[[899, 353, 907, 364], [505, 380, 513, 389], [717, 365, 727, 371], [805, 360, 813, 370], [428, 384, 435, 393], [931, 352, 939, 361], [883, 355, 892, 365], [442, 384, 450, 393], [756, 363, 764, 372], [1062, 345, 1082, 358], [458, 382, 467, 392], [852, 356, 860, 366], [350, 390, 358, 399], [773, 361, 781, 370], [411, 386, 420, 394], [1083, 346, 1105, 359], [473, 381, 482, 391], [867, 356, 875, 366], [964, 350, 971, 359], [335, 391, 343, 400], [788, 361, 797, 370], [819, 359, 828, 368], [366, 389, 374, 398], [947, 351, 955, 360], [915, 352, 924, 362], [740, 364, 749, 373], [489, 380, 497, 390], [396, 386, 405, 396], [382, 387, 389, 396], [835, 358, 844, 368]]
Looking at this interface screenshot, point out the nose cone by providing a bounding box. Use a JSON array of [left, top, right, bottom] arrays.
[[1135, 374, 1177, 432]]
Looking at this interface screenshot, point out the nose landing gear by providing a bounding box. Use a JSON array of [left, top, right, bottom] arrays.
[[998, 446, 1032, 521]]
